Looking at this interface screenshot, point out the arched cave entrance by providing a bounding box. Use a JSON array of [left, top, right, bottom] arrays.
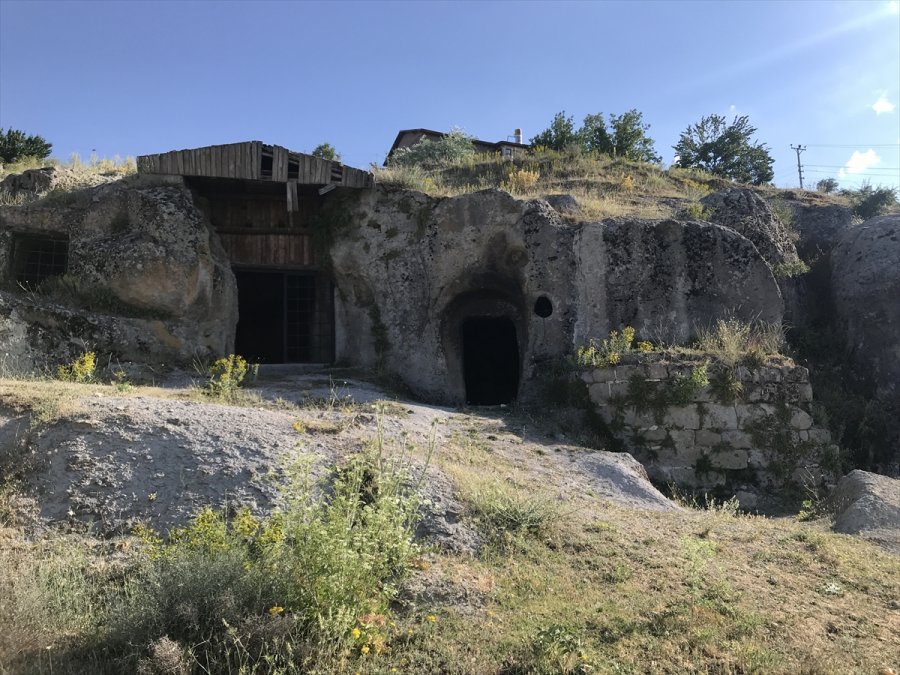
[[441, 286, 525, 405], [462, 317, 520, 405]]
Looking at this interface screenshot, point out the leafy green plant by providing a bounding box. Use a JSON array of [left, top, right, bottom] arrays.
[[575, 326, 636, 367], [710, 368, 743, 404], [388, 128, 475, 168], [466, 481, 557, 549], [669, 363, 709, 406], [843, 182, 897, 220], [56, 351, 96, 383], [678, 201, 709, 220], [113, 436, 423, 670], [204, 354, 251, 398], [773, 259, 810, 279], [528, 623, 594, 674]]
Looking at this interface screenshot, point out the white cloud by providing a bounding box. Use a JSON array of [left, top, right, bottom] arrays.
[[838, 149, 882, 177], [872, 95, 896, 114], [888, 1, 899, 15]]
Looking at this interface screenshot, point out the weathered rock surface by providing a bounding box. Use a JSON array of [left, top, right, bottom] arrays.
[[830, 470, 900, 552], [831, 214, 900, 404], [543, 193, 580, 216], [7, 372, 678, 554], [0, 176, 237, 366], [329, 187, 782, 403], [0, 165, 122, 201], [790, 198, 854, 259], [701, 188, 800, 269], [574, 218, 783, 346]]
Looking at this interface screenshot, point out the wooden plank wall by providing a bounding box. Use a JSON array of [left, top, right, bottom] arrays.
[[136, 141, 374, 187], [219, 232, 316, 267]]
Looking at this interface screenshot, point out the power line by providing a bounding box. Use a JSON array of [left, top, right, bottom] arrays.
[[805, 164, 900, 170], [803, 143, 900, 148]]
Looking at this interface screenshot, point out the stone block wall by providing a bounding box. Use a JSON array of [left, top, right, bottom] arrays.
[[582, 356, 837, 508]]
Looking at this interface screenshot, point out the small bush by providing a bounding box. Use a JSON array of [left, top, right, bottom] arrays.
[[204, 354, 251, 398], [502, 168, 540, 194], [56, 351, 96, 383], [774, 259, 810, 279], [576, 327, 636, 368], [388, 128, 475, 169], [710, 368, 743, 404], [695, 317, 783, 366], [669, 363, 709, 406], [678, 201, 709, 220], [844, 182, 897, 220], [467, 481, 557, 548], [111, 438, 423, 670]]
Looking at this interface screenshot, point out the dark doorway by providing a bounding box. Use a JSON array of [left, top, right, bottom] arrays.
[[462, 317, 519, 405], [234, 269, 334, 363]]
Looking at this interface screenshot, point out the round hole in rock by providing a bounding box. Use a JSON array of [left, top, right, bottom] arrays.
[[462, 317, 519, 405], [533, 296, 553, 318]]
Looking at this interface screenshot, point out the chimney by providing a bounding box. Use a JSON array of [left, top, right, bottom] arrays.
[[514, 128, 523, 144]]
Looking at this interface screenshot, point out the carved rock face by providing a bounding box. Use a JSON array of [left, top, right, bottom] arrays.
[[328, 187, 782, 404], [0, 177, 237, 366]]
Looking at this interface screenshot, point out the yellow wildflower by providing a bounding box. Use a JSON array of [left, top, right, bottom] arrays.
[[360, 645, 370, 655], [351, 627, 362, 639], [268, 606, 284, 616], [426, 614, 437, 623]]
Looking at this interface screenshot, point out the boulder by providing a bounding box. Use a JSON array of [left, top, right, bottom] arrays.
[[701, 188, 800, 269], [543, 193, 580, 216], [831, 214, 900, 402], [830, 470, 900, 552], [0, 176, 237, 366]]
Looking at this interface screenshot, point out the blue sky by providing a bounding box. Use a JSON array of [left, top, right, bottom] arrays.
[[1, 0, 898, 190]]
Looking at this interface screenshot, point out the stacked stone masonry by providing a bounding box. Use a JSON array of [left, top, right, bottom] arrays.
[[583, 358, 834, 508]]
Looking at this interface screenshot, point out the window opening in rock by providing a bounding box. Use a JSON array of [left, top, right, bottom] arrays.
[[462, 317, 519, 405], [534, 296, 553, 318], [234, 269, 334, 363], [12, 234, 68, 288]]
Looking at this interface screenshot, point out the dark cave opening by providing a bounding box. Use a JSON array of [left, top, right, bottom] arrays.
[[462, 317, 520, 405]]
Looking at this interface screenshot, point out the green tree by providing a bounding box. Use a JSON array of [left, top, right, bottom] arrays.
[[673, 114, 774, 185], [311, 143, 340, 162], [816, 177, 839, 193], [388, 128, 475, 168], [530, 111, 578, 151], [607, 109, 662, 163], [579, 113, 613, 154], [0, 128, 52, 163], [535, 109, 661, 162]]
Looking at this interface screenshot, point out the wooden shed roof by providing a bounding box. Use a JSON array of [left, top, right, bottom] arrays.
[[137, 141, 373, 188]]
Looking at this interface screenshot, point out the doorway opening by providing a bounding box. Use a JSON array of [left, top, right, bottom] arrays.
[[462, 317, 519, 405], [234, 269, 334, 363]]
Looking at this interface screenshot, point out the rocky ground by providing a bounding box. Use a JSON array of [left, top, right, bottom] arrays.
[[2, 367, 676, 553]]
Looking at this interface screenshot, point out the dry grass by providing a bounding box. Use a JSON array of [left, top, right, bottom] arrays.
[[373, 149, 728, 222], [0, 382, 897, 674]]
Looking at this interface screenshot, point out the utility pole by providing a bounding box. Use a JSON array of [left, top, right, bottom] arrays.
[[791, 144, 806, 189]]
